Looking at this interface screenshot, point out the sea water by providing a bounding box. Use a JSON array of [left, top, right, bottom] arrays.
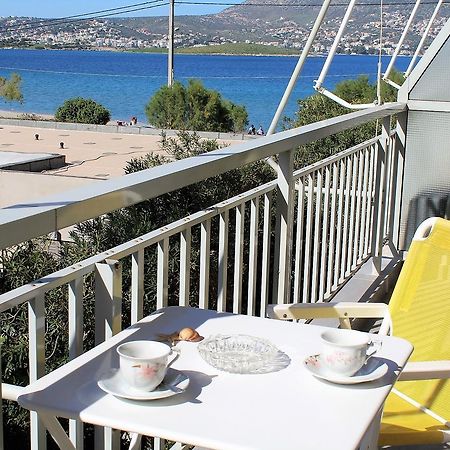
[[0, 49, 411, 129]]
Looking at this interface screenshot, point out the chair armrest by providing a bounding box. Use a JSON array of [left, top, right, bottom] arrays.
[[398, 360, 450, 381], [267, 302, 392, 335]]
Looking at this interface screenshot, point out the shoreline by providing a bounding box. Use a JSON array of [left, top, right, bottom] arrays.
[[0, 110, 130, 126], [0, 46, 399, 58]]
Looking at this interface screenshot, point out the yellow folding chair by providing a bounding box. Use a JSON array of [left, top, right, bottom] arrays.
[[269, 217, 450, 446]]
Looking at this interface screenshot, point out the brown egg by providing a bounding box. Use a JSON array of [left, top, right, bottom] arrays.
[[178, 327, 203, 342]]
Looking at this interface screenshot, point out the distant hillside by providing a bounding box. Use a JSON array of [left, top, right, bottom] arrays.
[[1, 1, 449, 54], [116, 0, 450, 54]]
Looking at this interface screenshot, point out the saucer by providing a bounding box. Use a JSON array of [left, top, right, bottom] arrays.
[[303, 354, 388, 384], [97, 368, 189, 400]]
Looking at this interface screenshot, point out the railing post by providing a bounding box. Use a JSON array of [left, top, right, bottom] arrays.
[[29, 295, 46, 450], [157, 239, 169, 310], [0, 339, 4, 450], [131, 250, 144, 324], [179, 229, 191, 307], [273, 148, 295, 304], [391, 111, 407, 250], [233, 203, 245, 314], [217, 212, 229, 312], [199, 220, 211, 309], [95, 260, 122, 344], [372, 116, 391, 272], [260, 192, 272, 317], [68, 278, 84, 449], [94, 260, 122, 450]]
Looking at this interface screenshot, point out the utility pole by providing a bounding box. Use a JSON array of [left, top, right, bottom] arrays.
[[168, 0, 175, 87]]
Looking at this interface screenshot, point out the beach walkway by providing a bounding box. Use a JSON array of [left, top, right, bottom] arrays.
[[0, 122, 244, 210]]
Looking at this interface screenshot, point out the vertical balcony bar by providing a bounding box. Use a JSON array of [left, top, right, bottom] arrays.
[[311, 169, 323, 303], [347, 152, 358, 273], [68, 278, 83, 360], [217, 212, 229, 312], [293, 178, 305, 303], [319, 166, 331, 302], [371, 140, 384, 268], [247, 197, 259, 316], [380, 116, 391, 247], [0, 341, 3, 450], [359, 148, 370, 261], [29, 295, 46, 450], [233, 203, 245, 313], [179, 228, 191, 307], [95, 260, 122, 344], [333, 160, 346, 289], [386, 131, 400, 242], [340, 157, 352, 282], [68, 278, 84, 449], [353, 150, 364, 268], [382, 133, 392, 241], [365, 144, 376, 256], [274, 149, 295, 304], [372, 117, 390, 271], [391, 112, 407, 248], [94, 260, 122, 450], [199, 220, 211, 310], [326, 163, 338, 297], [131, 250, 144, 324], [302, 174, 314, 303], [260, 191, 272, 318], [157, 239, 169, 309]]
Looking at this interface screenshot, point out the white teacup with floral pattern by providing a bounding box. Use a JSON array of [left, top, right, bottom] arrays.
[[117, 340, 179, 391], [320, 329, 380, 377]]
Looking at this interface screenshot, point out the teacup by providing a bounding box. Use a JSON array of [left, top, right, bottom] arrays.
[[117, 340, 179, 391], [320, 329, 380, 377]]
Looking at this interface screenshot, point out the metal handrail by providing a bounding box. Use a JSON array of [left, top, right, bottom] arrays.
[[0, 103, 406, 250]]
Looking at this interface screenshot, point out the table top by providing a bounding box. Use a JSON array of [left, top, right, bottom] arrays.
[[18, 306, 413, 450]]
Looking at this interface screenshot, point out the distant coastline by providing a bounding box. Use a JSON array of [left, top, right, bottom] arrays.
[[0, 42, 381, 57]]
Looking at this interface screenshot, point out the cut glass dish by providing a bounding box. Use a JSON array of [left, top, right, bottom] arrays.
[[197, 334, 280, 374]]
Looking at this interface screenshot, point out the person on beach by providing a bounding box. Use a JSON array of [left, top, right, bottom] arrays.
[[257, 125, 264, 135], [248, 124, 256, 135]]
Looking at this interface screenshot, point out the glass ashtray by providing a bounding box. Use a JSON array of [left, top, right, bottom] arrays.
[[197, 334, 280, 374]]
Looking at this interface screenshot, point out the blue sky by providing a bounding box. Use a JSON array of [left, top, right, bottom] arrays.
[[1, 0, 243, 18]]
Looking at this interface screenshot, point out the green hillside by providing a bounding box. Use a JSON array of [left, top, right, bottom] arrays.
[[177, 43, 300, 55], [129, 43, 300, 56]]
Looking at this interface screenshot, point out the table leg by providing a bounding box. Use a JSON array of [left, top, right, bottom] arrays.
[[358, 408, 382, 450], [39, 413, 77, 450]]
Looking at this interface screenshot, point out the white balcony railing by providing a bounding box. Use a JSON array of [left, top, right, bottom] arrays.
[[0, 103, 406, 449]]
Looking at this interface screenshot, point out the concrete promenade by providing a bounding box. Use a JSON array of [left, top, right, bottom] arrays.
[[0, 120, 247, 209]]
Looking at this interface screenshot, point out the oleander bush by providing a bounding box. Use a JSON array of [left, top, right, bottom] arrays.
[[55, 97, 110, 125]]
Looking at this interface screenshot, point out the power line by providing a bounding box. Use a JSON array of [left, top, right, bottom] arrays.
[[4, 0, 166, 28], [175, 1, 450, 6], [0, 2, 169, 33], [1, 0, 447, 34]]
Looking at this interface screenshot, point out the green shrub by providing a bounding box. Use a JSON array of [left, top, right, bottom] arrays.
[[145, 80, 248, 132], [55, 97, 110, 125], [0, 73, 23, 103]]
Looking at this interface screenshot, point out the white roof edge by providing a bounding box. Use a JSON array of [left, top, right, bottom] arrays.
[[398, 17, 450, 102]]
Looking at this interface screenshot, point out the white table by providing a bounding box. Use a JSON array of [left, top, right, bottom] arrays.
[[18, 306, 413, 450]]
